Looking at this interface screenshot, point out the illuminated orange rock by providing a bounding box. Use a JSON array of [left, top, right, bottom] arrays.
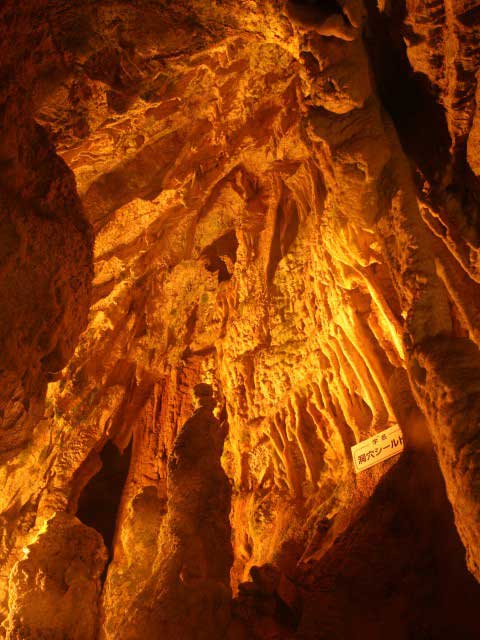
[[99, 384, 232, 640], [4, 513, 106, 640], [1, 0, 480, 638]]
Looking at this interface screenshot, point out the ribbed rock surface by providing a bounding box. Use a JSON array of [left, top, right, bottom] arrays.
[[1, 1, 480, 638]]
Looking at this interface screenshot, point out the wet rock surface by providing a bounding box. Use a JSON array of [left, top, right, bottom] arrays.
[[1, 1, 480, 638]]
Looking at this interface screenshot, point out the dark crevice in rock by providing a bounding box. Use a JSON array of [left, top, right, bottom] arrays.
[[76, 439, 132, 558], [267, 187, 299, 283], [232, 563, 303, 637], [363, 0, 451, 184], [364, 1, 480, 249], [458, 4, 480, 27], [290, 0, 343, 11], [201, 230, 238, 282], [447, 142, 480, 246], [288, 0, 352, 27], [185, 304, 199, 344], [204, 253, 232, 282]]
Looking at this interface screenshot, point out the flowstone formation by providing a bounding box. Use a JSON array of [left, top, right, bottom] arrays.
[[1, 0, 480, 638]]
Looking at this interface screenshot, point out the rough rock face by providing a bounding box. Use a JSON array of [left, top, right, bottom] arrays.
[[0, 61, 93, 462], [4, 513, 106, 640], [100, 384, 232, 640], [1, 0, 480, 638]]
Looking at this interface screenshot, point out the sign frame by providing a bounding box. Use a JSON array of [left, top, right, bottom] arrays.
[[351, 425, 404, 473]]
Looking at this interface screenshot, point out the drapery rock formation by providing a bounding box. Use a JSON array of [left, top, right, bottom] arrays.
[[1, 0, 480, 638]]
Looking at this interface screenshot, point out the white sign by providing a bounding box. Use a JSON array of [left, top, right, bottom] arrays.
[[351, 425, 404, 473]]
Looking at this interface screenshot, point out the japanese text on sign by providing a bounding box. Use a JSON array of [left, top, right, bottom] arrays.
[[351, 425, 404, 473]]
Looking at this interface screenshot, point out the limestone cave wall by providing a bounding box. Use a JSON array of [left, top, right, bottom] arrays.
[[1, 1, 480, 638]]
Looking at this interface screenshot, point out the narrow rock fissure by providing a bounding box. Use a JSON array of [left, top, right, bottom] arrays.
[[290, 0, 343, 11], [201, 230, 238, 282], [76, 440, 132, 558], [289, 0, 350, 25], [365, 1, 480, 240], [364, 0, 452, 183], [267, 189, 299, 284]]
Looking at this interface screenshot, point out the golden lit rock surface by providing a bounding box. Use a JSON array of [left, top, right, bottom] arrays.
[[1, 0, 480, 638], [4, 513, 106, 640]]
